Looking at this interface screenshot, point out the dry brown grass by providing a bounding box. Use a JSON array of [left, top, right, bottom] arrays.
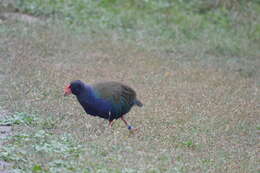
[[0, 21, 259, 172]]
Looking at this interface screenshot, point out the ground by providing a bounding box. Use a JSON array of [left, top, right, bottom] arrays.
[[0, 69, 12, 173], [0, 2, 259, 173]]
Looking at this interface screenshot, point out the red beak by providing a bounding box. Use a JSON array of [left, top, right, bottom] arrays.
[[64, 85, 72, 96]]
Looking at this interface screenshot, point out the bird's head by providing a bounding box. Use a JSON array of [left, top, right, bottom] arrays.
[[64, 80, 84, 96]]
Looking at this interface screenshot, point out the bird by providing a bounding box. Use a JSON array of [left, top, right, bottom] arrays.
[[64, 80, 143, 131]]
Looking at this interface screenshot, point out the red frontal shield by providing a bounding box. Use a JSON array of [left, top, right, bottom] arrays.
[[64, 85, 72, 96]]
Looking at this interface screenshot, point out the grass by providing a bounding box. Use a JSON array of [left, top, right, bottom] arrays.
[[15, 0, 260, 57], [0, 113, 84, 172], [0, 0, 259, 172]]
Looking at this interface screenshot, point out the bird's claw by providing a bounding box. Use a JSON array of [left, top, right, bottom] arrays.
[[128, 126, 139, 133]]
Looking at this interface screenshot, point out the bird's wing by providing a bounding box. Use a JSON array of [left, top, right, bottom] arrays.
[[93, 81, 136, 106]]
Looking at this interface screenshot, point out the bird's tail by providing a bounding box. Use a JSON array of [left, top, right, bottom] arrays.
[[134, 99, 143, 107]]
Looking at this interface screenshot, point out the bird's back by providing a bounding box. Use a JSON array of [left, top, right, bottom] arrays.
[[93, 81, 138, 118]]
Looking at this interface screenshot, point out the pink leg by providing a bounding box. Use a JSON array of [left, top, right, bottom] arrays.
[[121, 116, 138, 131], [120, 116, 129, 126], [108, 120, 115, 128]]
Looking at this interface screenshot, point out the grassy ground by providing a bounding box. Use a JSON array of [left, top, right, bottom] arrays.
[[0, 0, 259, 172]]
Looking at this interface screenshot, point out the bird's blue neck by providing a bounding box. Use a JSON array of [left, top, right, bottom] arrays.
[[76, 84, 97, 103], [75, 84, 112, 118]]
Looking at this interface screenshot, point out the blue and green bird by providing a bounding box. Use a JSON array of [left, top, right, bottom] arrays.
[[64, 80, 143, 130]]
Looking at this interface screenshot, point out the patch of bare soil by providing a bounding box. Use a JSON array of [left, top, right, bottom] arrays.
[[0, 12, 44, 24], [0, 0, 44, 24]]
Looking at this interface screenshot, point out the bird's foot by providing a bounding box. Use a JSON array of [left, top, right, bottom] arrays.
[[128, 125, 139, 132]]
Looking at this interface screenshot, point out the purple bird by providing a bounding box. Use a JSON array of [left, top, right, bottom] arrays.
[[64, 80, 143, 131]]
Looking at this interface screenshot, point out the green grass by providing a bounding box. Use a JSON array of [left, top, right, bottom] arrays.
[[1, 116, 84, 172], [0, 112, 38, 125], [0, 0, 259, 172], [15, 0, 260, 57]]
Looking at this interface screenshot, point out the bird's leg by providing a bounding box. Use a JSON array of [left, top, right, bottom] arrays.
[[108, 120, 115, 128], [108, 111, 115, 128], [120, 116, 138, 131]]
